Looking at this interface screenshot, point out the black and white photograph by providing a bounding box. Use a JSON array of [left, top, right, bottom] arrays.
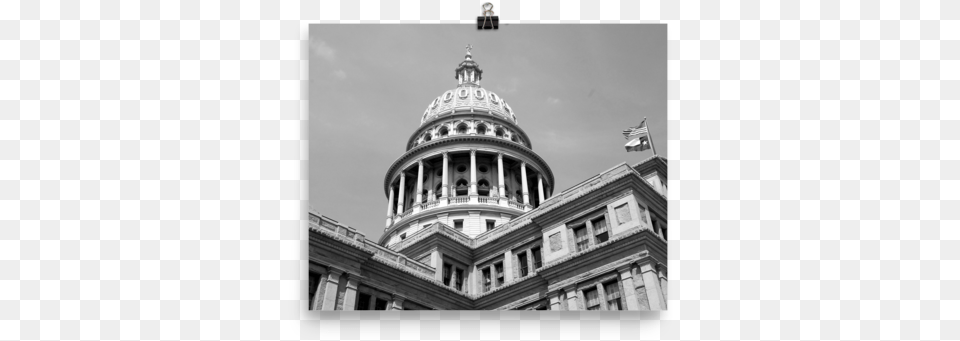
[[308, 24, 668, 311]]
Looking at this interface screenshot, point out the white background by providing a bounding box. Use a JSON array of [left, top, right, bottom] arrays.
[[7, 0, 956, 340]]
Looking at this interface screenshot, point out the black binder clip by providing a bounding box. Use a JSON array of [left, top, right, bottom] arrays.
[[477, 3, 498, 30]]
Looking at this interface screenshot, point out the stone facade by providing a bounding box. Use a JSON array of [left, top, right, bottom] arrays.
[[309, 48, 668, 311]]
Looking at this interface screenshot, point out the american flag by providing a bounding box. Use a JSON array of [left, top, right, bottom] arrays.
[[622, 119, 648, 139]]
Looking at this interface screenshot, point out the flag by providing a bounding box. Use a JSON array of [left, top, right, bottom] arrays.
[[622, 120, 648, 139], [625, 136, 651, 152]]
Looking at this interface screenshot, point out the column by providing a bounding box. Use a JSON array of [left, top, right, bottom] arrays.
[[341, 276, 360, 311], [596, 282, 608, 311], [432, 250, 443, 282], [548, 291, 563, 311], [520, 162, 529, 205], [415, 160, 424, 205], [385, 186, 395, 228], [537, 173, 545, 204], [441, 152, 449, 198], [320, 268, 343, 310], [658, 266, 668, 303], [526, 249, 534, 273], [503, 249, 514, 283], [618, 266, 641, 310], [496, 153, 505, 197], [390, 295, 405, 310], [564, 286, 579, 311], [396, 173, 406, 214], [640, 263, 666, 310], [469, 149, 477, 194], [310, 268, 328, 310]]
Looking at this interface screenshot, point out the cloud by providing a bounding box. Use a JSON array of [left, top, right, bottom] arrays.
[[493, 77, 520, 94], [547, 97, 561, 104], [333, 70, 347, 80], [311, 40, 336, 62]]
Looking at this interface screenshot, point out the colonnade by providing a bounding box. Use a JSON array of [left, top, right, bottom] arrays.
[[385, 150, 551, 228]]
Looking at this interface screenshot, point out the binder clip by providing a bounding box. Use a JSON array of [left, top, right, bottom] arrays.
[[477, 2, 498, 30]]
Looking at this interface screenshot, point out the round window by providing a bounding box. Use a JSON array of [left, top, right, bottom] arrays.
[[443, 91, 454, 102], [479, 165, 488, 173], [457, 165, 467, 173], [458, 88, 469, 99], [474, 89, 485, 100]]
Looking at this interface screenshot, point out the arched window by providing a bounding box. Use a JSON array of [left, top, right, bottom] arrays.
[[456, 123, 468, 135], [511, 134, 519, 143], [421, 189, 429, 203], [515, 190, 523, 201], [439, 126, 449, 137], [435, 183, 443, 199], [455, 179, 468, 196], [424, 133, 432, 142], [478, 179, 491, 196], [476, 124, 487, 135], [495, 128, 505, 138]]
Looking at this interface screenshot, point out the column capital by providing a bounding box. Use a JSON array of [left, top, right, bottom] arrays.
[[327, 267, 344, 276], [520, 161, 527, 167], [617, 264, 635, 278], [391, 294, 406, 303], [442, 151, 450, 158], [496, 152, 504, 160], [470, 148, 477, 155], [345, 276, 360, 289], [417, 158, 424, 165], [562, 285, 578, 295]]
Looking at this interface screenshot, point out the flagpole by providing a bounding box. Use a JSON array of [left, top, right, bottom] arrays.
[[644, 116, 658, 156]]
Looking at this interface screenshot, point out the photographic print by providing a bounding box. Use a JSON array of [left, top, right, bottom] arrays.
[[308, 24, 667, 311]]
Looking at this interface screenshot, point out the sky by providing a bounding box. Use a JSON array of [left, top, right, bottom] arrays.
[[310, 24, 667, 240]]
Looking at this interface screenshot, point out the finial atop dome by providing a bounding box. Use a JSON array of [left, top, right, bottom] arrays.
[[456, 44, 482, 86]]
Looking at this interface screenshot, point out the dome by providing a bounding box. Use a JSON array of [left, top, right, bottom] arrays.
[[419, 86, 517, 125], [419, 45, 518, 126]]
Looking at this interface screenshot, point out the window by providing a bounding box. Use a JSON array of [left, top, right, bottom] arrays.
[[518, 252, 529, 277], [478, 179, 490, 196], [454, 220, 463, 231], [482, 268, 492, 292], [400, 233, 407, 240], [457, 165, 467, 173], [583, 287, 601, 310], [423, 133, 432, 142], [531, 247, 543, 269], [495, 128, 504, 137], [308, 272, 320, 308], [494, 262, 504, 286], [486, 220, 495, 231], [455, 179, 468, 196], [604, 281, 623, 311], [442, 263, 452, 286], [477, 124, 487, 135], [574, 226, 590, 252], [593, 218, 609, 244], [374, 298, 388, 310], [456, 124, 467, 134], [455, 268, 464, 291], [439, 126, 449, 137], [356, 293, 371, 310]]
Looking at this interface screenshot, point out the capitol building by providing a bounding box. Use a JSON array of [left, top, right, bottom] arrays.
[[309, 48, 668, 311]]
